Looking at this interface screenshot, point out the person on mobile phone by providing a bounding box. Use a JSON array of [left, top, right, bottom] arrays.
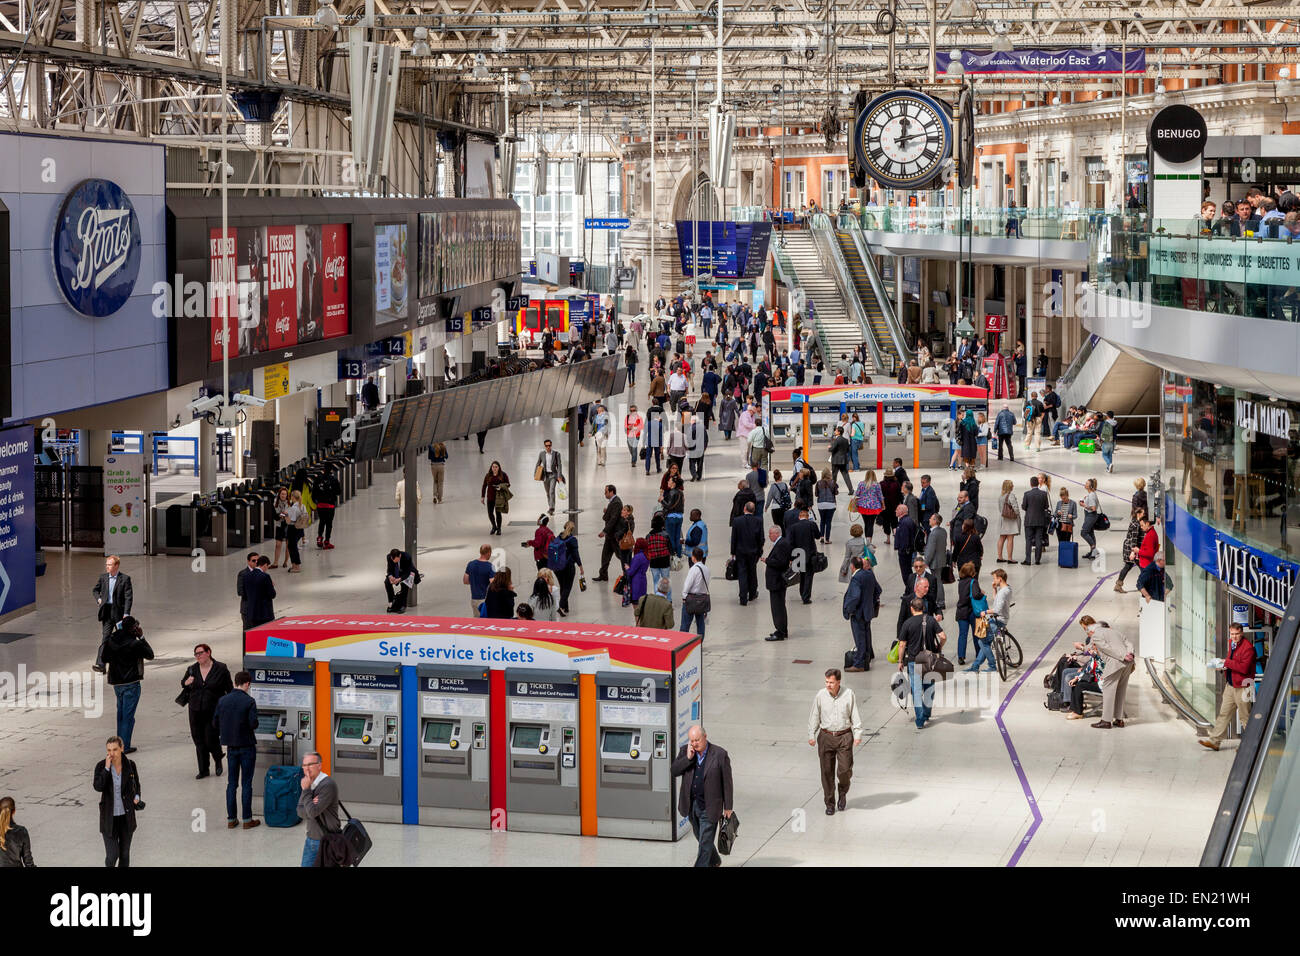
[[670, 725, 733, 867]]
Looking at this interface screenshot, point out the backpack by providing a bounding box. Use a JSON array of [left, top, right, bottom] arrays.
[[1023, 402, 1036, 421], [1100, 419, 1115, 443], [546, 536, 570, 572], [975, 514, 988, 537], [263, 766, 304, 828], [912, 522, 927, 554], [777, 483, 793, 510]]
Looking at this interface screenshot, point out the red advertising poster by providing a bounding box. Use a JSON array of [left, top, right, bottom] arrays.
[[320, 223, 349, 339], [265, 225, 297, 350], [208, 227, 238, 361]]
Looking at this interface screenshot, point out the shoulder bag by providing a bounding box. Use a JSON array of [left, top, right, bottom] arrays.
[[618, 529, 636, 551], [913, 617, 955, 678]]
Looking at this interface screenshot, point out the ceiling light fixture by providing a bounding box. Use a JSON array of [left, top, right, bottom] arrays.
[[410, 26, 431, 57], [518, 72, 534, 96], [314, 0, 340, 31]]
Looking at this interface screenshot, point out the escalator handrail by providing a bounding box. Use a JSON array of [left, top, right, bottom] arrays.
[[810, 225, 895, 376], [846, 226, 914, 368], [1200, 587, 1300, 865]]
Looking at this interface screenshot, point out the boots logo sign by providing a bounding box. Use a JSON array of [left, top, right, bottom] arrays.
[[53, 179, 142, 317]]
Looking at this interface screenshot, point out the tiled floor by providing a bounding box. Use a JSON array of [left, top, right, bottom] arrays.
[[0, 375, 1230, 866]]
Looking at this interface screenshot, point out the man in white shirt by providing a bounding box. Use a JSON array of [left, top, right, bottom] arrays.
[[679, 548, 710, 637], [807, 668, 863, 814], [667, 368, 688, 413]]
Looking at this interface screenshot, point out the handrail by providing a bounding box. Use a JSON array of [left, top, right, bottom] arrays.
[[1201, 582, 1300, 865], [848, 226, 914, 367], [1054, 333, 1100, 393], [810, 222, 895, 376]]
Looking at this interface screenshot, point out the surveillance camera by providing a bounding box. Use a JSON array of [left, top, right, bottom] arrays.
[[231, 392, 268, 408], [188, 395, 224, 415]]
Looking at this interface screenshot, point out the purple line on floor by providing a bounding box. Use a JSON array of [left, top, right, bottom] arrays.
[[1010, 458, 1134, 505], [997, 570, 1117, 867]]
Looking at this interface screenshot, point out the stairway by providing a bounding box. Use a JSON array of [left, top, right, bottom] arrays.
[[835, 230, 901, 371], [777, 232, 875, 374]]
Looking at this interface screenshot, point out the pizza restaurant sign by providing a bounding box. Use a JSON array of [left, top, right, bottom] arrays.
[[1215, 539, 1297, 613], [1235, 398, 1292, 441]]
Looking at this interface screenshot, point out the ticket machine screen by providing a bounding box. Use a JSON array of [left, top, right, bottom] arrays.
[[512, 726, 543, 749], [424, 720, 454, 744], [602, 730, 635, 754], [256, 713, 282, 736], [337, 716, 367, 740]]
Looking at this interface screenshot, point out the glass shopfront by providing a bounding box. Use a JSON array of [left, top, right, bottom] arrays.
[[1161, 372, 1300, 719]]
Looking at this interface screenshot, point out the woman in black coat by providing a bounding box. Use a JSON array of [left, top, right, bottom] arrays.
[[954, 562, 984, 665], [483, 569, 517, 619], [181, 644, 233, 779], [951, 518, 984, 575], [959, 467, 981, 513], [0, 797, 35, 867], [957, 411, 980, 467], [94, 739, 142, 868]]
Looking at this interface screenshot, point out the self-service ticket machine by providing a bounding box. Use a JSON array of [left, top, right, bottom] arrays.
[[845, 400, 878, 460], [244, 656, 316, 814], [416, 663, 490, 828], [881, 401, 913, 465], [595, 672, 674, 840], [505, 667, 580, 834], [329, 660, 403, 823], [918, 400, 953, 466], [807, 398, 843, 440]]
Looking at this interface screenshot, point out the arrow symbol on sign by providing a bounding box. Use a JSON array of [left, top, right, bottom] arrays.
[[0, 552, 10, 613]]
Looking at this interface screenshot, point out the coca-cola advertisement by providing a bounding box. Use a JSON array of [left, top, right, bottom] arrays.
[[208, 222, 350, 360]]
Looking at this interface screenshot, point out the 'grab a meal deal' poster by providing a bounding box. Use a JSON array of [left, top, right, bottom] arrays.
[[103, 454, 146, 556]]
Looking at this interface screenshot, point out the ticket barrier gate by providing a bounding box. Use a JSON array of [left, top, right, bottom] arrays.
[[595, 672, 674, 840], [918, 402, 953, 467], [880, 402, 913, 467], [220, 489, 251, 550], [329, 660, 403, 823], [415, 664, 491, 828], [245, 656, 316, 815], [505, 668, 580, 834]]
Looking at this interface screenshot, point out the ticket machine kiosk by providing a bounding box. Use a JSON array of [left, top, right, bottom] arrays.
[[416, 663, 491, 829], [329, 660, 403, 823], [245, 656, 316, 814], [505, 668, 580, 834], [881, 401, 913, 465], [918, 400, 953, 466], [595, 672, 674, 840]]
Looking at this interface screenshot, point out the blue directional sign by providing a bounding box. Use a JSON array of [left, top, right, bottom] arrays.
[[584, 218, 630, 230]]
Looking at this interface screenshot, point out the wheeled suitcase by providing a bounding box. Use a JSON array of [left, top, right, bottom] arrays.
[[1058, 540, 1079, 568]]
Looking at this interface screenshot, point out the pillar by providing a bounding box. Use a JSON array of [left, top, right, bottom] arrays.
[[199, 418, 218, 493], [403, 451, 419, 607], [566, 406, 581, 532], [894, 255, 905, 333], [1005, 267, 1018, 355], [429, 340, 447, 389], [1025, 265, 1035, 376]]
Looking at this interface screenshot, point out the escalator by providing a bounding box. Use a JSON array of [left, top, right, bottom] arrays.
[[835, 230, 903, 371], [1202, 583, 1300, 866], [1054, 334, 1161, 431]]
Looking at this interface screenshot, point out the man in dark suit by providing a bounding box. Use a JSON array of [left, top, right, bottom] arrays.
[[917, 475, 941, 533], [246, 557, 277, 628], [948, 490, 976, 541], [215, 670, 261, 830], [1021, 475, 1052, 565], [898, 557, 943, 633], [729, 480, 758, 525], [730, 501, 764, 606], [385, 549, 418, 612], [93, 555, 133, 672], [787, 507, 821, 604], [893, 505, 919, 588], [236, 551, 260, 633], [593, 485, 624, 582], [670, 725, 734, 867], [763, 526, 793, 641], [843, 556, 882, 671], [93, 736, 142, 867]]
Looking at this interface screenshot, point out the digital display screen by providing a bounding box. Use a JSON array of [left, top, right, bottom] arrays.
[[423, 720, 454, 744], [379, 401, 409, 457], [602, 730, 635, 754], [353, 420, 384, 461], [336, 716, 367, 740], [512, 725, 543, 749], [256, 713, 282, 735]]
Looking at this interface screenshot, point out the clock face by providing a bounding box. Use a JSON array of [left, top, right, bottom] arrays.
[[855, 90, 953, 190]]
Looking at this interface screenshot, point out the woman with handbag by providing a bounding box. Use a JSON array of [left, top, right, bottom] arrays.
[[179, 643, 233, 779], [766, 469, 792, 531], [625, 539, 650, 609], [283, 491, 307, 573], [1053, 487, 1078, 545], [951, 518, 984, 575], [838, 523, 876, 582], [954, 563, 984, 665], [617, 505, 636, 568], [624, 406, 644, 465], [996, 479, 1021, 563], [480, 461, 510, 535], [270, 487, 290, 567], [1080, 477, 1102, 561], [967, 568, 1009, 673], [679, 548, 711, 637], [853, 470, 885, 541]]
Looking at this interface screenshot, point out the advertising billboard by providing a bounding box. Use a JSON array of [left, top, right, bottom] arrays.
[[0, 424, 36, 620], [374, 222, 410, 324], [209, 223, 350, 360]]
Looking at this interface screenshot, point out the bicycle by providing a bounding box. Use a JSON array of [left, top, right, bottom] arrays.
[[987, 613, 1023, 682]]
